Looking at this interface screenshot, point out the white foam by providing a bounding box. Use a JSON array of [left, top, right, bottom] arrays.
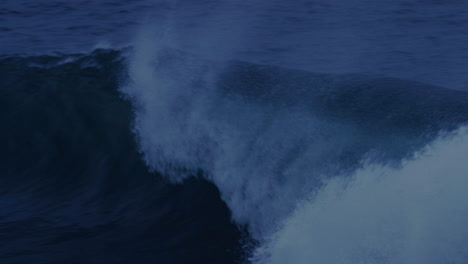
[[252, 128, 468, 264]]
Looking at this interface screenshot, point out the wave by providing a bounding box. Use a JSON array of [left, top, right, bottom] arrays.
[[0, 50, 244, 264], [122, 28, 468, 263]]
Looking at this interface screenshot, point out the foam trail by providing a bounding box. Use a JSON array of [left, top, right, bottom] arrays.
[[252, 128, 468, 264]]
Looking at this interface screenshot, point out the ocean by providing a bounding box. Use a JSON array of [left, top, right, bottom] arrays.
[[1, 1, 468, 263]]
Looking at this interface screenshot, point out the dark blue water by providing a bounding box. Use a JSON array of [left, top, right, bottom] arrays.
[[0, 50, 247, 263], [1, 1, 468, 264]]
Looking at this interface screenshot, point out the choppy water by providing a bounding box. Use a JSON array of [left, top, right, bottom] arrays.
[[1, 1, 468, 264], [3, 0, 468, 90]]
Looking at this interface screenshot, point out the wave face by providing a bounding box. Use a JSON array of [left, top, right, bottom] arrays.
[[0, 50, 244, 264], [122, 30, 468, 263]]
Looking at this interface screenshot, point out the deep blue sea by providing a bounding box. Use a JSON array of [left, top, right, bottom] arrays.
[[1, 1, 468, 263]]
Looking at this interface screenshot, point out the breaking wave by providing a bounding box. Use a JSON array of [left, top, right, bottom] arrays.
[[122, 26, 468, 263]]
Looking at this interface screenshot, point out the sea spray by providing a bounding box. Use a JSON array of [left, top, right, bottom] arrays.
[[123, 20, 468, 263]]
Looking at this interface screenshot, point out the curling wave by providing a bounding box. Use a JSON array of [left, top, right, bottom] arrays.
[[0, 49, 243, 264]]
